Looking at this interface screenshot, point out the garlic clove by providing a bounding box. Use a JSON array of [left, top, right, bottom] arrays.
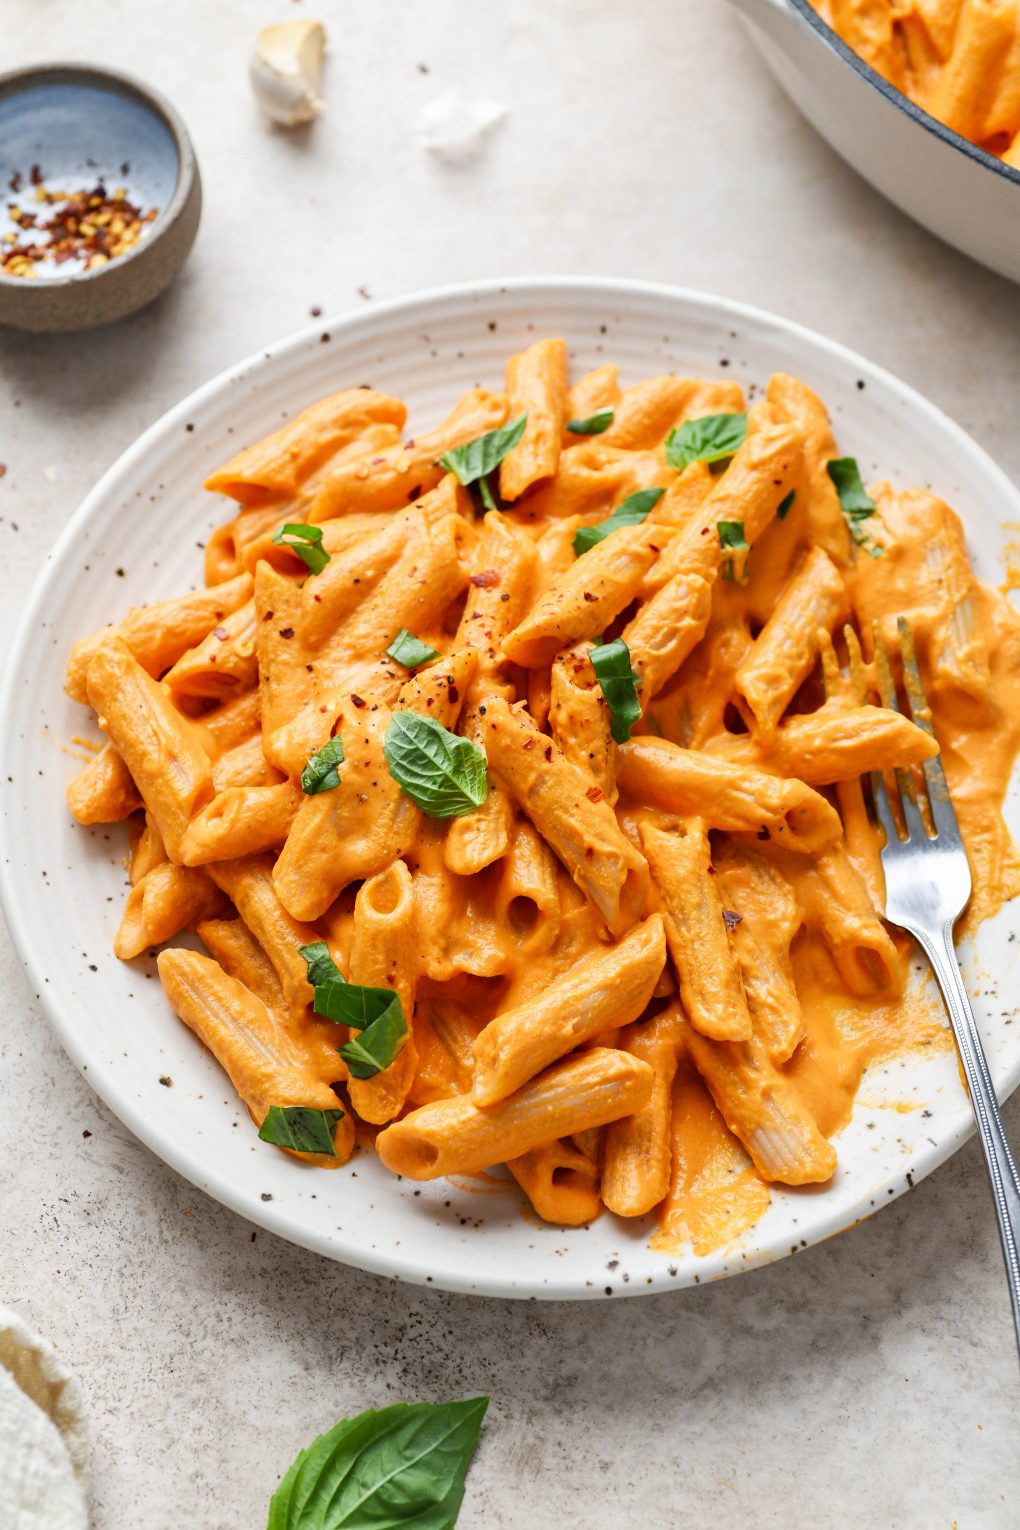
[[250, 19, 327, 128], [416, 88, 507, 161]]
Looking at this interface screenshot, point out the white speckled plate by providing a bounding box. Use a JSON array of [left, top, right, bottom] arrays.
[[3, 278, 1019, 1299]]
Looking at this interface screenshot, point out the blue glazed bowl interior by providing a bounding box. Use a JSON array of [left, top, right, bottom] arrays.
[[0, 76, 180, 278]]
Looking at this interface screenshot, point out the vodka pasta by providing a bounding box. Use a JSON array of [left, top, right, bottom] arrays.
[[64, 340, 1020, 1248]]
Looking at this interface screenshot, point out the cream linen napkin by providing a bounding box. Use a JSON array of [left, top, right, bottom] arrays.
[[0, 1306, 89, 1529]]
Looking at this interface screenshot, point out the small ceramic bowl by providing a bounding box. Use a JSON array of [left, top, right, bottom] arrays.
[[0, 63, 201, 332]]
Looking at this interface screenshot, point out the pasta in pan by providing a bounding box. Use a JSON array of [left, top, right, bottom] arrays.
[[64, 339, 1020, 1249]]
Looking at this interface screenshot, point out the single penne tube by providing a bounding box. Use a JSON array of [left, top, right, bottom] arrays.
[[443, 779, 514, 876], [734, 546, 847, 739], [204, 519, 243, 585], [602, 1001, 685, 1217], [196, 916, 286, 1015], [163, 598, 259, 700], [307, 387, 507, 521], [617, 735, 841, 852], [521, 442, 671, 522], [178, 782, 302, 866], [621, 570, 713, 700], [456, 509, 539, 677], [493, 816, 563, 952], [407, 994, 481, 1105], [129, 810, 167, 885], [65, 573, 254, 703], [66, 742, 142, 824], [157, 949, 354, 1165], [646, 460, 714, 528], [207, 854, 322, 1022], [238, 485, 404, 577], [712, 699, 938, 785], [346, 860, 418, 1125], [501, 521, 672, 668], [115, 863, 226, 960], [472, 913, 666, 1105], [211, 732, 283, 791], [598, 376, 745, 451], [410, 822, 511, 982], [682, 1017, 838, 1186], [766, 841, 906, 997], [498, 338, 568, 501], [376, 1048, 654, 1180], [195, 688, 262, 757], [480, 696, 649, 937], [273, 649, 476, 921], [640, 820, 753, 1043], [296, 512, 414, 650], [927, 0, 1016, 141], [714, 841, 805, 1063], [507, 1140, 602, 1226], [765, 373, 848, 559], [549, 644, 616, 799], [204, 388, 408, 505], [564, 363, 621, 434], [86, 638, 213, 861], [253, 562, 312, 745]]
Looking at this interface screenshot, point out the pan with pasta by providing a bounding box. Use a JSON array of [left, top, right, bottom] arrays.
[[61, 333, 1020, 1250]]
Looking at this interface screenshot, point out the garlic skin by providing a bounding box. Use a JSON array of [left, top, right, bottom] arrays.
[[416, 89, 507, 162], [250, 20, 327, 127]]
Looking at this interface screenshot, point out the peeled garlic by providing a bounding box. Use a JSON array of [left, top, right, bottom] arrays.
[[250, 19, 326, 127], [416, 89, 507, 161]]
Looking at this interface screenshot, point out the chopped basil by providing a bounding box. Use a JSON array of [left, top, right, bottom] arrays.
[[590, 638, 642, 744], [271, 522, 330, 576], [258, 1105, 344, 1156], [776, 490, 795, 520], [385, 628, 441, 670], [299, 943, 408, 1079], [383, 713, 488, 818], [300, 735, 344, 795], [437, 413, 528, 514], [717, 519, 749, 582], [827, 456, 884, 557], [566, 407, 614, 436], [665, 412, 748, 472], [266, 1398, 489, 1530], [573, 487, 665, 557]]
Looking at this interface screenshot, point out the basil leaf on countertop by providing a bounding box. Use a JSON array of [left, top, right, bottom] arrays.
[[665, 412, 748, 472], [573, 486, 665, 556], [826, 456, 884, 557], [566, 407, 614, 436], [386, 628, 442, 670], [271, 522, 331, 576], [383, 714, 489, 818], [716, 519, 749, 582], [590, 638, 642, 745], [301, 736, 345, 795], [258, 1106, 344, 1157], [266, 1397, 489, 1530], [437, 415, 528, 486]]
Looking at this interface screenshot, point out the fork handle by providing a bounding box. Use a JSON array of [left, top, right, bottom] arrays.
[[916, 921, 1020, 1358]]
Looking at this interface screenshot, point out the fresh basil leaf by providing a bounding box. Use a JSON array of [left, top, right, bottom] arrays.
[[386, 629, 441, 670], [437, 414, 528, 486], [339, 997, 408, 1080], [258, 1105, 344, 1157], [665, 412, 748, 472], [476, 474, 499, 514], [271, 522, 330, 576], [566, 407, 614, 436], [301, 736, 345, 795], [590, 638, 641, 745], [573, 487, 665, 556], [716, 519, 749, 582], [298, 941, 343, 989], [826, 456, 884, 556], [266, 1398, 489, 1530], [776, 490, 795, 520], [383, 714, 488, 818]]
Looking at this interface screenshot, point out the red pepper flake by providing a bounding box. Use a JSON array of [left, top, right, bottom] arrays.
[[447, 682, 459, 702], [722, 909, 742, 930], [407, 484, 422, 502], [350, 693, 366, 708], [278, 626, 295, 639], [8, 170, 21, 193], [757, 826, 770, 840], [522, 737, 535, 751], [2, 170, 159, 278], [544, 745, 553, 762], [29, 163, 43, 186], [585, 785, 605, 803], [582, 591, 597, 603], [213, 626, 229, 641], [499, 591, 510, 602], [470, 569, 500, 589]]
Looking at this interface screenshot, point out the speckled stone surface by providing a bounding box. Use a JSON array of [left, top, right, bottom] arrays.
[[3, 3, 1020, 1526]]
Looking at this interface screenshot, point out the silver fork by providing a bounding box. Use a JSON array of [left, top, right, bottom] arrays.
[[869, 616, 1020, 1359]]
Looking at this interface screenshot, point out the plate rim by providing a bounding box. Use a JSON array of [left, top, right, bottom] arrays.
[[3, 273, 1019, 1299]]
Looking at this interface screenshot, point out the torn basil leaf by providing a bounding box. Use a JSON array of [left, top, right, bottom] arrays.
[[339, 998, 408, 1080], [437, 414, 528, 486], [300, 735, 344, 795], [716, 519, 749, 581], [271, 522, 330, 576], [258, 1105, 344, 1157], [590, 638, 642, 745], [573, 487, 665, 556], [776, 490, 795, 520], [827, 456, 883, 557], [665, 412, 748, 472], [298, 944, 408, 1079], [383, 713, 488, 818], [566, 407, 614, 436], [386, 628, 441, 670]]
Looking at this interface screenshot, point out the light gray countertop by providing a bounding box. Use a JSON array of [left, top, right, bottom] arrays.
[[3, 2, 1020, 1525]]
